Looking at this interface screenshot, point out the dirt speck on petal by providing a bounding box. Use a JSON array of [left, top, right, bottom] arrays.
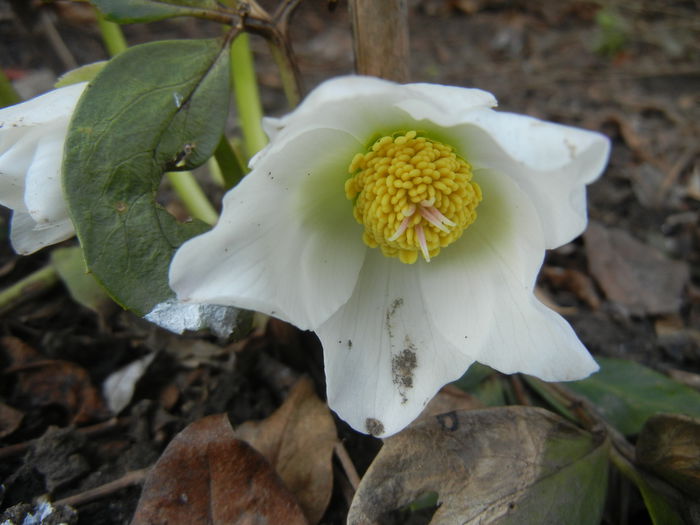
[[365, 418, 385, 437]]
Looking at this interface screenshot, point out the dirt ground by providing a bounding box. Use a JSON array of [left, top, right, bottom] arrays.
[[0, 1, 698, 524]]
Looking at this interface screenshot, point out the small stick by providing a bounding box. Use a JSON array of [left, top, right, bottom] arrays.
[[39, 10, 78, 70], [333, 441, 361, 491], [0, 417, 126, 461], [509, 375, 531, 406], [54, 467, 151, 508]]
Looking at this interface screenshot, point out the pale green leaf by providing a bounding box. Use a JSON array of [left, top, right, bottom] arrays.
[[50, 246, 113, 316], [55, 61, 107, 88]]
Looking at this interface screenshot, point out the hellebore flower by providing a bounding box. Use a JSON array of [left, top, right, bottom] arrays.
[[170, 76, 610, 437], [0, 82, 86, 254]]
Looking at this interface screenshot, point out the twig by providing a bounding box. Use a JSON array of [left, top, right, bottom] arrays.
[[333, 441, 360, 491], [39, 10, 78, 70], [0, 417, 127, 461], [54, 467, 151, 508], [509, 375, 531, 405], [660, 145, 698, 198]]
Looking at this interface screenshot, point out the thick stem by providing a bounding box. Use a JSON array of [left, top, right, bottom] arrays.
[[267, 38, 301, 107], [213, 135, 247, 189], [230, 32, 268, 158], [95, 9, 128, 56], [166, 172, 219, 225], [348, 0, 410, 82]]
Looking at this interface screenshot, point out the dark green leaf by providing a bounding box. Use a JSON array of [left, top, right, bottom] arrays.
[[64, 39, 231, 315], [91, 0, 220, 23], [566, 357, 700, 435], [451, 362, 494, 391], [612, 447, 686, 525]]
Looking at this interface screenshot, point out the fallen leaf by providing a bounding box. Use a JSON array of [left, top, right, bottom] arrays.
[[541, 266, 602, 309], [131, 413, 307, 525], [234, 377, 337, 524], [415, 384, 483, 424], [102, 353, 157, 414], [636, 413, 700, 499], [0, 402, 23, 438], [584, 221, 689, 315], [2, 337, 108, 424], [348, 406, 608, 525]]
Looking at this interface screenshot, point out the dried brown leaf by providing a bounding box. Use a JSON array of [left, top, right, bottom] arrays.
[[636, 413, 700, 499], [131, 413, 308, 525], [0, 402, 23, 438], [2, 337, 108, 424], [234, 377, 337, 524], [348, 406, 609, 525], [584, 221, 689, 315], [415, 384, 483, 424], [541, 265, 602, 309]]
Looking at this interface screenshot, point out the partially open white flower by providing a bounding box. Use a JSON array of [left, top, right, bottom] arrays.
[[170, 76, 610, 437], [0, 82, 86, 254]]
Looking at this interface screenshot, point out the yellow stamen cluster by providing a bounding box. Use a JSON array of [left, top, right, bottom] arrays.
[[345, 130, 482, 264]]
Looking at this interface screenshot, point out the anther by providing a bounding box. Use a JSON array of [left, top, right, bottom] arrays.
[[346, 131, 481, 264]]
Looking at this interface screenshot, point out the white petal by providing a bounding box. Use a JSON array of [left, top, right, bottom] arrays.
[[451, 109, 610, 248], [394, 83, 497, 127], [0, 82, 86, 133], [262, 76, 495, 154], [262, 76, 398, 143], [420, 169, 597, 381], [10, 211, 74, 255], [24, 123, 69, 225], [317, 251, 474, 438], [0, 130, 37, 210], [170, 127, 366, 330]]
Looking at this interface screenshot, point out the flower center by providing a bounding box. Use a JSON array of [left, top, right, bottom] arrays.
[[345, 130, 482, 264]]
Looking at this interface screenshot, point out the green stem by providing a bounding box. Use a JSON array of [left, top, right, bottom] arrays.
[[267, 39, 301, 108], [166, 171, 219, 225], [0, 68, 20, 107], [0, 265, 59, 311], [230, 32, 268, 158], [213, 135, 247, 189], [95, 9, 128, 57]]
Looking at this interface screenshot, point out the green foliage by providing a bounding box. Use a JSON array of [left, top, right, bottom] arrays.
[[91, 0, 220, 23], [498, 430, 609, 525], [55, 62, 107, 88], [51, 247, 113, 316], [567, 357, 700, 435], [63, 38, 231, 315], [594, 7, 629, 56]]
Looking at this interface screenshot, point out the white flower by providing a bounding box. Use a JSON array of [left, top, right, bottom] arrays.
[[169, 76, 610, 437], [0, 83, 86, 254]]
